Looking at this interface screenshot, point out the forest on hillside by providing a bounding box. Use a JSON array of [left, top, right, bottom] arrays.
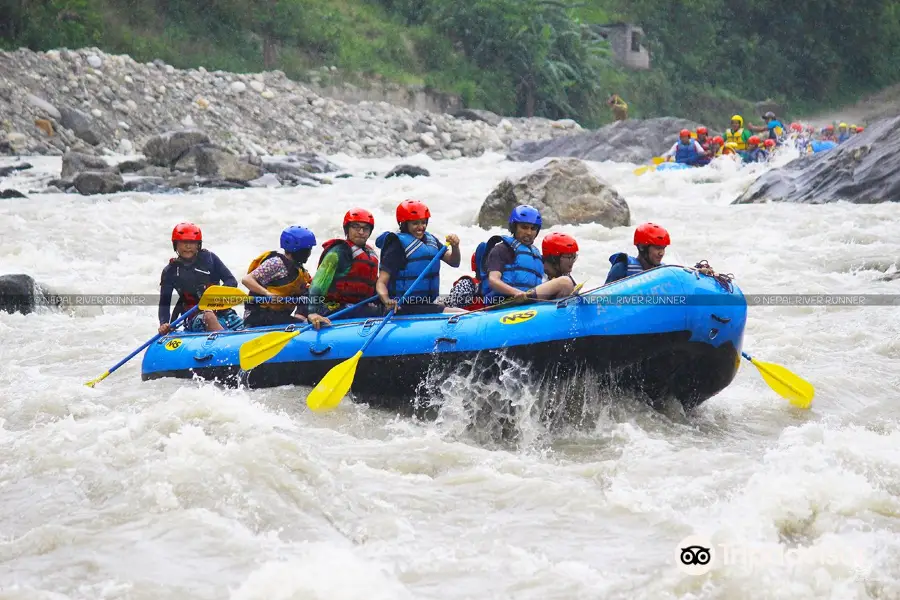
[[2, 0, 900, 126]]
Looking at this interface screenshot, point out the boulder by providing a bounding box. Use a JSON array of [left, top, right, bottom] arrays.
[[190, 146, 263, 182], [733, 115, 900, 204], [478, 158, 630, 229], [0, 163, 33, 178], [73, 171, 125, 195], [0, 274, 54, 315], [61, 150, 111, 179], [507, 117, 711, 164], [58, 106, 102, 146], [385, 164, 430, 178], [453, 108, 502, 127], [0, 189, 27, 199], [143, 129, 211, 167]]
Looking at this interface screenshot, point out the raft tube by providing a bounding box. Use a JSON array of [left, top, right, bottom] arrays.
[[142, 265, 747, 412], [656, 162, 691, 171]]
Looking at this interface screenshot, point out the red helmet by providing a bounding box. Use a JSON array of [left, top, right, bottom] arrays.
[[541, 232, 579, 257], [712, 136, 724, 144], [172, 222, 202, 250], [696, 126, 708, 135], [748, 135, 761, 145], [679, 129, 691, 138], [343, 208, 374, 228], [857, 126, 864, 132], [396, 199, 430, 224], [634, 223, 670, 247], [470, 251, 478, 272], [790, 122, 802, 131], [764, 139, 775, 148], [825, 125, 834, 131]]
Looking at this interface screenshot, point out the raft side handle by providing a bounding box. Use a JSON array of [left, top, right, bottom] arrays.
[[206, 332, 220, 341], [447, 314, 462, 324], [193, 353, 214, 362], [308, 344, 333, 356], [710, 314, 731, 324], [435, 337, 457, 345], [709, 328, 719, 340]]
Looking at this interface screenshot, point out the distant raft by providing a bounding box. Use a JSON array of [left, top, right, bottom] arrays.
[[142, 265, 747, 413]]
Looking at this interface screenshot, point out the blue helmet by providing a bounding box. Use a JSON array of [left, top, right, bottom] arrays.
[[509, 204, 542, 228], [280, 226, 316, 252]]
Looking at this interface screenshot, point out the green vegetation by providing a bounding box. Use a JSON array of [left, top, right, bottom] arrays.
[[2, 0, 900, 128]]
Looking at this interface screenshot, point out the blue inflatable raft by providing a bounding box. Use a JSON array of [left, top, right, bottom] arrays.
[[142, 265, 747, 412]]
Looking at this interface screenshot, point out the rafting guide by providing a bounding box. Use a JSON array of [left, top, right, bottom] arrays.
[[674, 535, 870, 579]]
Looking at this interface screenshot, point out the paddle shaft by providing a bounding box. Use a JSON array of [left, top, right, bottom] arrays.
[[359, 244, 448, 354], [90, 304, 199, 383]]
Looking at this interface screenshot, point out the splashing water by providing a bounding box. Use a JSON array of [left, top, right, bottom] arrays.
[[1, 148, 899, 599]]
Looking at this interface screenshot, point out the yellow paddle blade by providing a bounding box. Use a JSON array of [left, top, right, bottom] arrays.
[[239, 330, 300, 371], [633, 165, 651, 176], [306, 350, 362, 412], [198, 285, 249, 311], [84, 370, 110, 388], [652, 156, 667, 164], [751, 358, 815, 409]]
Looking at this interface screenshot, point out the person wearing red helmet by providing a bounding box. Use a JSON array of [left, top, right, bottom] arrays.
[[605, 223, 670, 284], [158, 222, 243, 335], [706, 136, 724, 160], [375, 199, 462, 314], [537, 232, 579, 298], [741, 135, 768, 164], [661, 129, 707, 166], [306, 208, 381, 329]]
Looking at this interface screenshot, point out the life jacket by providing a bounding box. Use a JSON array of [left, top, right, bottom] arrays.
[[163, 249, 217, 313], [767, 120, 785, 141], [376, 231, 443, 302], [481, 235, 544, 302], [837, 132, 850, 143], [725, 128, 747, 151], [608, 253, 645, 278], [742, 148, 767, 164], [319, 239, 378, 305], [675, 140, 701, 165], [245, 251, 310, 312]]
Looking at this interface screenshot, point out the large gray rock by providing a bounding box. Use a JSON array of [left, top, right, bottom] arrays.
[[143, 129, 211, 167], [0, 274, 55, 315], [58, 106, 102, 146], [73, 171, 125, 195], [189, 146, 263, 182], [507, 117, 712, 164], [61, 150, 111, 178], [733, 115, 900, 204], [478, 158, 630, 229]]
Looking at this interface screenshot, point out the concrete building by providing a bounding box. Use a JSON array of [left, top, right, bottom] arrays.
[[593, 23, 651, 70]]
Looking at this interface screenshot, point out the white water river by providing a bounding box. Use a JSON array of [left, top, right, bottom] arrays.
[[1, 148, 899, 599]]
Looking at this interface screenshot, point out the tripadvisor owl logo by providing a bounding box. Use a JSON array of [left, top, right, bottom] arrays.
[[675, 535, 715, 576]]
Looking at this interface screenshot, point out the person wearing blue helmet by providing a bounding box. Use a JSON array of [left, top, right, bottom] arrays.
[[481, 205, 546, 304], [241, 225, 324, 328]]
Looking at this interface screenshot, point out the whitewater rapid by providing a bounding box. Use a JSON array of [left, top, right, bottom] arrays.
[[1, 148, 899, 600]]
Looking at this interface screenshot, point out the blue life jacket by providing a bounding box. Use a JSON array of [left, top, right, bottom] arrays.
[[837, 132, 850, 143], [675, 140, 701, 165], [742, 148, 768, 163], [609, 253, 644, 276], [375, 230, 443, 302], [482, 235, 544, 302], [472, 241, 488, 294]]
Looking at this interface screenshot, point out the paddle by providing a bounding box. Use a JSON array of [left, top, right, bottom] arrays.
[[633, 156, 668, 176], [83, 283, 255, 387], [238, 294, 379, 370], [305, 243, 450, 413], [741, 351, 814, 409]]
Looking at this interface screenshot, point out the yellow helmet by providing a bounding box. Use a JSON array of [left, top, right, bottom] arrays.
[[850, 124, 858, 129], [839, 122, 848, 128], [730, 115, 743, 126]]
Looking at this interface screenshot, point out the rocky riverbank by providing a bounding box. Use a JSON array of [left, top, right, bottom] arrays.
[[0, 47, 584, 161]]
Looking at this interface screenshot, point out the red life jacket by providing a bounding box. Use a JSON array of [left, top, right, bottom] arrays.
[[319, 239, 378, 304]]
